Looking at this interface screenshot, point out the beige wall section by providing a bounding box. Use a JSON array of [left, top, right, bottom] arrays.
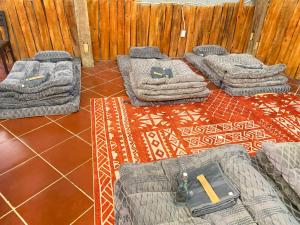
[[73, 0, 94, 67]]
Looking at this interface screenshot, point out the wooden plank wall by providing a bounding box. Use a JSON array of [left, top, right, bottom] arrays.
[[256, 0, 300, 79], [88, 0, 255, 60], [0, 0, 80, 60], [2, 0, 300, 79]]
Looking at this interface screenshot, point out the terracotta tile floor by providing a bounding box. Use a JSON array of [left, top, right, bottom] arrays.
[[0, 60, 300, 225]]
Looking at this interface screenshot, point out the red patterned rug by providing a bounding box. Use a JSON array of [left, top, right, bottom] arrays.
[[91, 90, 300, 225]]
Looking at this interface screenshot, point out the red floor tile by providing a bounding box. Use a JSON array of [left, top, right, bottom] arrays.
[[17, 178, 92, 225], [112, 90, 127, 97], [80, 90, 102, 108], [42, 136, 91, 174], [72, 206, 94, 225], [19, 123, 73, 154], [0, 138, 35, 174], [0, 197, 11, 217], [78, 128, 92, 144], [81, 76, 106, 89], [67, 160, 93, 198], [56, 109, 91, 134], [90, 81, 124, 96], [0, 126, 14, 145], [0, 157, 60, 206], [1, 117, 51, 136], [96, 69, 121, 81], [0, 212, 25, 225]]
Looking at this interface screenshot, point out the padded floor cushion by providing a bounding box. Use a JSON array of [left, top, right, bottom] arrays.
[[0, 58, 81, 119], [117, 55, 207, 106], [115, 144, 299, 225]]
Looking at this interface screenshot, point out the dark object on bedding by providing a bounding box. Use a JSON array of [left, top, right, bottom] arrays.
[[187, 162, 239, 217], [150, 67, 173, 79], [129, 46, 163, 59], [33, 51, 72, 62], [192, 45, 229, 57], [0, 11, 16, 75]]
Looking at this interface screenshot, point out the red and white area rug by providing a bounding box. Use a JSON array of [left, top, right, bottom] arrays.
[[91, 90, 300, 225]]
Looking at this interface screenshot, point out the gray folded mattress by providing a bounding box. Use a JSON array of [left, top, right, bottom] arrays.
[[184, 53, 291, 96], [117, 55, 208, 106], [185, 53, 223, 87], [0, 58, 81, 119], [204, 54, 286, 79], [261, 142, 300, 197], [115, 144, 299, 225]]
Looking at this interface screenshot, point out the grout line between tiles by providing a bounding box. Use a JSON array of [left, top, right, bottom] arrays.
[[0, 193, 28, 225], [0, 125, 94, 203], [49, 119, 92, 146], [14, 158, 93, 211], [109, 89, 126, 97], [0, 155, 38, 177], [69, 204, 94, 225]]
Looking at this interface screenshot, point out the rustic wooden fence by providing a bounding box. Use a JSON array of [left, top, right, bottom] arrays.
[[0, 0, 300, 79], [0, 0, 80, 60], [255, 0, 300, 79], [88, 0, 255, 60]]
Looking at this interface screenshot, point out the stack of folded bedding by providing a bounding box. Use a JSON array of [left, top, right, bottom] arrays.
[[117, 46, 210, 106], [185, 45, 229, 87], [115, 144, 300, 225], [0, 51, 81, 119], [204, 53, 290, 96], [185, 45, 290, 96]]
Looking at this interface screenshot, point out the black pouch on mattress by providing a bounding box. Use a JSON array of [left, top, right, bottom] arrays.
[[150, 67, 173, 79]]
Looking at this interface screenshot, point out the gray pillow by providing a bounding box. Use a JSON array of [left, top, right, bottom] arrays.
[[192, 45, 228, 57], [130, 47, 163, 59], [33, 51, 72, 62]]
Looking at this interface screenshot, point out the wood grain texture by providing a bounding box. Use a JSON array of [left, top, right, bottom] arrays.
[[13, 0, 36, 57], [255, 0, 300, 78], [5, 0, 28, 58], [55, 0, 74, 54], [266, 0, 298, 64], [185, 6, 196, 52], [169, 4, 181, 57], [256, 0, 284, 61], [99, 0, 110, 59], [209, 5, 223, 44], [160, 5, 172, 54], [247, 0, 269, 54], [130, 0, 137, 47], [110, 0, 118, 58], [0, 1, 20, 59], [44, 0, 65, 50], [277, 1, 300, 64], [64, 0, 81, 56], [117, 0, 125, 54], [124, 0, 131, 54], [88, 0, 100, 60], [23, 0, 43, 52], [177, 5, 190, 57]]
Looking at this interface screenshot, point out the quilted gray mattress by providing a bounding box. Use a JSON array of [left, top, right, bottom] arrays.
[[0, 58, 81, 119], [117, 55, 207, 106], [184, 52, 291, 96], [115, 144, 299, 225]]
